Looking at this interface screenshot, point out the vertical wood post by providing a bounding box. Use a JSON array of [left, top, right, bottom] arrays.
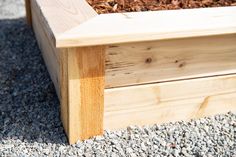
[[60, 46, 105, 144], [25, 0, 32, 26]]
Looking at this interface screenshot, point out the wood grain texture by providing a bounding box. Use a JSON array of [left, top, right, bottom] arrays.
[[29, 0, 236, 144], [31, 3, 60, 96], [67, 46, 105, 144], [32, 0, 236, 47], [32, 0, 71, 138], [32, 0, 97, 46], [25, 0, 32, 26], [59, 49, 69, 136], [104, 74, 236, 129], [105, 34, 236, 88], [57, 6, 236, 47], [32, 0, 71, 141]]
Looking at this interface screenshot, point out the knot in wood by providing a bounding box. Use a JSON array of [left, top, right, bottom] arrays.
[[145, 57, 152, 64]]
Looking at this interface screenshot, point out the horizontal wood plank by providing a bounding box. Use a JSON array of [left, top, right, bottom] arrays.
[[31, 3, 60, 96], [104, 74, 236, 129], [105, 34, 236, 88], [57, 6, 236, 47], [32, 0, 236, 47]]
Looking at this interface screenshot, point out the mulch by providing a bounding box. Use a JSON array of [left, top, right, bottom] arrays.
[[86, 0, 236, 14]]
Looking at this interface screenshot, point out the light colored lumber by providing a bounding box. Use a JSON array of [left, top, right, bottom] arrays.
[[32, 0, 70, 137], [32, 1, 69, 137], [31, 0, 105, 144], [25, 0, 32, 26], [31, 3, 60, 96], [32, 0, 236, 47], [105, 34, 236, 88], [32, 0, 97, 46], [59, 49, 69, 136], [66, 46, 105, 144], [104, 74, 236, 129], [57, 6, 236, 47], [29, 0, 236, 144]]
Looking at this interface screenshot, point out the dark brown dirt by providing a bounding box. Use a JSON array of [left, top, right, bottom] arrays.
[[86, 0, 236, 14]]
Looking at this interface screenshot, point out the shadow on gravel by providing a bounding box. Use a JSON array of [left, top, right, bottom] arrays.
[[0, 18, 68, 144]]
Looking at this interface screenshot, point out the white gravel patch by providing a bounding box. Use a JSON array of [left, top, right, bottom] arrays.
[[0, 0, 25, 19]]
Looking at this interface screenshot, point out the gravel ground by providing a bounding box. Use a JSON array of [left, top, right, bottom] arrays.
[[0, 0, 25, 19], [0, 0, 236, 156]]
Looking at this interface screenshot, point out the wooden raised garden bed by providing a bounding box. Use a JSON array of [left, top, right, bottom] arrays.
[[25, 0, 236, 144]]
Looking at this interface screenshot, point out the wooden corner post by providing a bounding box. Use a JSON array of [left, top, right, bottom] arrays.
[[25, 0, 32, 26], [60, 46, 105, 144]]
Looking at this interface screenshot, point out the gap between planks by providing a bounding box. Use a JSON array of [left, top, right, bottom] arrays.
[[104, 74, 236, 130]]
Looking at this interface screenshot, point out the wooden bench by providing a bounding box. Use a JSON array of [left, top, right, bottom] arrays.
[[25, 0, 236, 144]]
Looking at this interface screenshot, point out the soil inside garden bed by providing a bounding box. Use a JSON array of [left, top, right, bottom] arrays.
[[86, 0, 236, 14]]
